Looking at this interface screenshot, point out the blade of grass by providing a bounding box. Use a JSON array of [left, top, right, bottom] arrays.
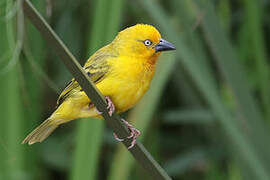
[[0, 0, 25, 179], [228, 162, 242, 180], [241, 0, 270, 120], [70, 119, 104, 180], [70, 0, 123, 180], [170, 0, 217, 107], [104, 0, 124, 43], [163, 109, 214, 125], [0, 3, 10, 179], [164, 147, 209, 176], [22, 1, 47, 179], [6, 63, 25, 180], [217, 0, 231, 33], [108, 53, 176, 180]]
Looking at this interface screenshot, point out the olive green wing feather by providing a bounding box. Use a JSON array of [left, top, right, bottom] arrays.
[[56, 79, 79, 106], [56, 46, 116, 107]]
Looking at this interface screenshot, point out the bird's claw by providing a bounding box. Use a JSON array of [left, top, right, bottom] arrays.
[[123, 119, 141, 149], [95, 108, 102, 115], [95, 96, 115, 116], [113, 132, 124, 142], [113, 119, 141, 149], [106, 97, 115, 116]]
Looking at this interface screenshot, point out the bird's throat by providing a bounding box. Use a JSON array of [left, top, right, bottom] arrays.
[[147, 53, 160, 65]]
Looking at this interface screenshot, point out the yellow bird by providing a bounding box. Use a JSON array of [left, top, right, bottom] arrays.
[[22, 24, 175, 148]]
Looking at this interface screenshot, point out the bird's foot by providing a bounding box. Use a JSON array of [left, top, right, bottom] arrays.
[[113, 132, 124, 142], [113, 119, 141, 149], [95, 96, 115, 116], [106, 96, 115, 116]]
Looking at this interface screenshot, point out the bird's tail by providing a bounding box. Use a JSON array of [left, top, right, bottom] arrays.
[[22, 118, 58, 145]]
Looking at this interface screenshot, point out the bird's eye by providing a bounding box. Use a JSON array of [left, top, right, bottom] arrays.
[[144, 40, 152, 46]]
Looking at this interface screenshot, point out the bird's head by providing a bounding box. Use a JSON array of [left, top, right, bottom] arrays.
[[112, 24, 175, 62]]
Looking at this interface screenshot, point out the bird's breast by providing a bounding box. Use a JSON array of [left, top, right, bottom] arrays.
[[97, 57, 156, 112]]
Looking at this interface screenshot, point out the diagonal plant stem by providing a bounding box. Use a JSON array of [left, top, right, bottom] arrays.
[[22, 0, 171, 179]]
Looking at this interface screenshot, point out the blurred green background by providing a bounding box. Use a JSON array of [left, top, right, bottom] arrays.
[[1, 0, 270, 179]]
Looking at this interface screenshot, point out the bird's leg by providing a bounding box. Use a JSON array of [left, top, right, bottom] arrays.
[[94, 96, 115, 116], [94, 96, 139, 148], [113, 119, 141, 149]]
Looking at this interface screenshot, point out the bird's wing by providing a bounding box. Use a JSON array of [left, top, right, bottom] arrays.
[[56, 46, 116, 107]]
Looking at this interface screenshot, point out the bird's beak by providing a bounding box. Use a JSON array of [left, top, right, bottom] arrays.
[[155, 38, 176, 52]]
